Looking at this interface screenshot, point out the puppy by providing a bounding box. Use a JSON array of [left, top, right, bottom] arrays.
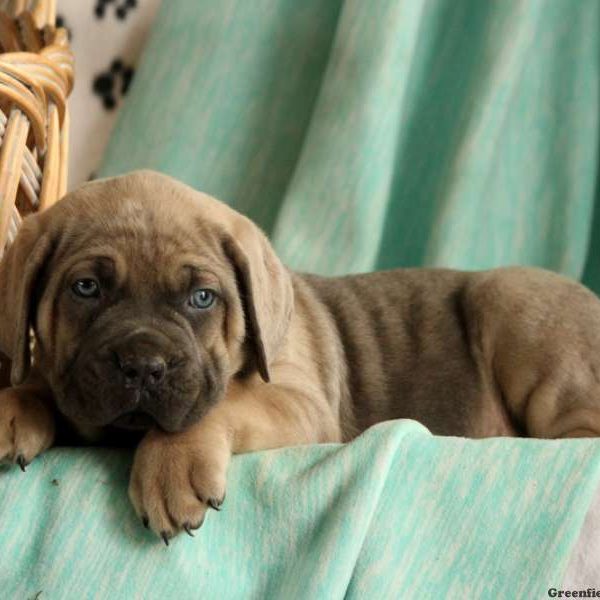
[[1, 170, 599, 541]]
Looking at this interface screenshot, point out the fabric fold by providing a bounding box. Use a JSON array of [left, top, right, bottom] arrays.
[[2, 421, 600, 599]]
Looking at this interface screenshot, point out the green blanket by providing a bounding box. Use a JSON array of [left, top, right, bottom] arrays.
[[100, 0, 600, 289], [3, 421, 600, 599], [3, 0, 600, 596]]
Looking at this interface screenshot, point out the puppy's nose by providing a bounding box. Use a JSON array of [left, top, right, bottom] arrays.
[[117, 354, 167, 389]]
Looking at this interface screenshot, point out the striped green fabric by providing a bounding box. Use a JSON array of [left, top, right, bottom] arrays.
[[2, 422, 600, 599], [100, 0, 600, 288], [4, 0, 600, 597]]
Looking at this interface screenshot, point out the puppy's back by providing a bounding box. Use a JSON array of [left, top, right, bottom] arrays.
[[300, 268, 486, 436]]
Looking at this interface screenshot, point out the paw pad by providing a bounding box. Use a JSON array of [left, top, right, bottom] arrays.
[[92, 60, 135, 111], [94, 0, 138, 21]]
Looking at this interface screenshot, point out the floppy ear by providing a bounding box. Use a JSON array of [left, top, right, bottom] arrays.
[[0, 216, 53, 386], [223, 219, 294, 383]]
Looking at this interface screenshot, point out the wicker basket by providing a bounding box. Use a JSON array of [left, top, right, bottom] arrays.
[[0, 0, 73, 260]]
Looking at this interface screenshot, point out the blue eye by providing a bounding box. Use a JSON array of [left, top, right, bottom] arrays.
[[72, 279, 100, 298], [189, 289, 216, 310]]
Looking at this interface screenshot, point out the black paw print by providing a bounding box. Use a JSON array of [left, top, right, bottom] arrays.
[[95, 0, 138, 20], [92, 59, 135, 111]]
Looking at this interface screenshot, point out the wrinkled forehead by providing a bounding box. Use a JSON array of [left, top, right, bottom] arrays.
[[49, 192, 230, 292]]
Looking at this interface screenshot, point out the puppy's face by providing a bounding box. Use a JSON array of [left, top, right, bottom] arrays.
[[42, 217, 239, 433], [0, 171, 293, 434]]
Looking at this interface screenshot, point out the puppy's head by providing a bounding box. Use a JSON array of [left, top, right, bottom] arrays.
[[0, 171, 293, 433]]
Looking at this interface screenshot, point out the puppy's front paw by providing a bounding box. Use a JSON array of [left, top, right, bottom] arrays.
[[0, 386, 55, 469], [129, 426, 230, 543]]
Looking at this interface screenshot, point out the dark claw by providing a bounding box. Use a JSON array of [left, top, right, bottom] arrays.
[[183, 523, 194, 537], [160, 531, 170, 546], [16, 455, 27, 472], [191, 518, 204, 531], [208, 498, 223, 511], [142, 516, 149, 529]]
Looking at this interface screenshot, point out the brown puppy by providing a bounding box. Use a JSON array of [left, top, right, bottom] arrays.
[[1, 170, 599, 540]]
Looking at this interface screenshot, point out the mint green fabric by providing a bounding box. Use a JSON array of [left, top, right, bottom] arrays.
[[100, 0, 600, 289], [3, 421, 600, 599], [4, 1, 600, 597]]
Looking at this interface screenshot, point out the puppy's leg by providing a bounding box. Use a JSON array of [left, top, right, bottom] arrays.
[[129, 379, 339, 541], [468, 268, 600, 439], [525, 381, 600, 439], [0, 370, 56, 468]]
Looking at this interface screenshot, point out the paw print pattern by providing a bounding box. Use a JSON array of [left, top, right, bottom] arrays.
[[92, 59, 135, 111], [95, 0, 138, 20]]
